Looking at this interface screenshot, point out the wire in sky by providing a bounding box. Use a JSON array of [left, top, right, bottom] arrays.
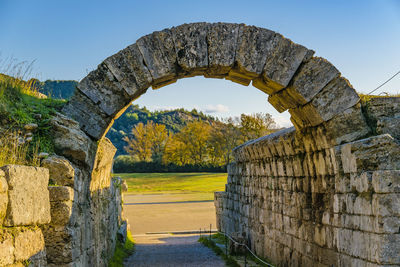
[[368, 69, 400, 95]]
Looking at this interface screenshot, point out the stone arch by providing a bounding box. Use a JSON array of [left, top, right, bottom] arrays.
[[62, 22, 364, 144], [57, 23, 400, 266]]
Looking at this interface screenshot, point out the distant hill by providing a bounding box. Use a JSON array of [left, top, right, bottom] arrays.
[[106, 105, 217, 156], [32, 79, 78, 99]]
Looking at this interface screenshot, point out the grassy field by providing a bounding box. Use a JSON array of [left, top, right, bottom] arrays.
[[115, 172, 227, 201]]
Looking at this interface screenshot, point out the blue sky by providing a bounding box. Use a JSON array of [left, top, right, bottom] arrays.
[[1, 0, 399, 126]]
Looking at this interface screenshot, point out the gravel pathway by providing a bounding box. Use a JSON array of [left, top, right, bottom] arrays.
[[124, 234, 225, 267]]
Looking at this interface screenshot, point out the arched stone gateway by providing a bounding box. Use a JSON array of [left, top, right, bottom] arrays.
[[62, 22, 363, 142], [58, 23, 399, 266]]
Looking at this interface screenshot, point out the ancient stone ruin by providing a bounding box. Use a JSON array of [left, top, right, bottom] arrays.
[[1, 22, 399, 266]]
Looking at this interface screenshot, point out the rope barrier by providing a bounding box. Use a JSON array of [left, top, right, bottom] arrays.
[[217, 231, 274, 267]]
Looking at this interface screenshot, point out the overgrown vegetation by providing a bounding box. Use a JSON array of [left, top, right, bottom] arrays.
[[0, 130, 40, 166], [108, 230, 135, 267], [0, 67, 65, 166]]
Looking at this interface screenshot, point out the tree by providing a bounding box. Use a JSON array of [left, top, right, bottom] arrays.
[[163, 121, 212, 165], [240, 112, 276, 141], [147, 121, 169, 163], [124, 121, 169, 162], [208, 118, 242, 165], [123, 123, 152, 161]]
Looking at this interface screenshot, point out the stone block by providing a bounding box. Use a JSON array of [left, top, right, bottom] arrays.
[[350, 172, 372, 193], [0, 230, 14, 266], [0, 170, 8, 224], [377, 116, 400, 140], [42, 155, 75, 186], [50, 201, 73, 226], [345, 134, 400, 172], [286, 57, 340, 105], [103, 43, 152, 96], [374, 216, 400, 234], [50, 112, 95, 164], [14, 228, 45, 262], [77, 62, 131, 117], [48, 186, 74, 202], [61, 89, 113, 141], [370, 233, 400, 264], [206, 23, 240, 76], [372, 193, 400, 217], [91, 138, 117, 192], [290, 76, 360, 127], [136, 29, 177, 86], [324, 103, 371, 145], [372, 170, 400, 193], [171, 22, 209, 74], [262, 35, 310, 92], [2, 165, 51, 226], [227, 25, 276, 85]]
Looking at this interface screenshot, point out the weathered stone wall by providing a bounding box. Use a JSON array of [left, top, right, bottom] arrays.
[[41, 113, 126, 266], [216, 98, 400, 266], [0, 165, 50, 266]]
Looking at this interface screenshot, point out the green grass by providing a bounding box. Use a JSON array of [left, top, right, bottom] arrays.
[[0, 73, 65, 166], [199, 235, 240, 267], [114, 172, 227, 201], [108, 230, 135, 267]]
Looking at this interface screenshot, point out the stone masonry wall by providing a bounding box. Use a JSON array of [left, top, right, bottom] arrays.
[[0, 165, 50, 266], [0, 112, 126, 267], [41, 112, 126, 266], [216, 98, 400, 266]]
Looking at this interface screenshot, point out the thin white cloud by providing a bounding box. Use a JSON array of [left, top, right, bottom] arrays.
[[274, 115, 293, 128], [203, 104, 230, 114]]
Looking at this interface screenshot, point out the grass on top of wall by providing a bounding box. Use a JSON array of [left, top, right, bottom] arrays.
[[358, 92, 400, 103], [0, 73, 65, 166]]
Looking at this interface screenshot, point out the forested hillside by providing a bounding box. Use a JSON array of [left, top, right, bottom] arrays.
[[32, 79, 78, 99], [107, 105, 217, 156]]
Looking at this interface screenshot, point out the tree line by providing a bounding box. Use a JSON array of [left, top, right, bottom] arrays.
[[114, 112, 279, 173]]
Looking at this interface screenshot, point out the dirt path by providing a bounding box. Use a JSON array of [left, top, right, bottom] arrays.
[[123, 194, 217, 235], [124, 234, 225, 267]]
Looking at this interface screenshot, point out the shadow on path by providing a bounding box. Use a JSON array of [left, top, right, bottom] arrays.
[[124, 234, 225, 267]]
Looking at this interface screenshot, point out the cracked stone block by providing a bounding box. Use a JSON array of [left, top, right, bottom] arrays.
[[62, 89, 114, 140], [42, 155, 75, 186], [206, 22, 241, 77], [289, 76, 360, 127], [171, 22, 209, 74], [2, 165, 50, 226], [227, 25, 276, 85], [324, 103, 371, 145], [103, 43, 152, 96], [270, 57, 340, 111], [77, 63, 132, 117], [136, 29, 177, 87], [262, 35, 311, 92], [50, 112, 95, 164]]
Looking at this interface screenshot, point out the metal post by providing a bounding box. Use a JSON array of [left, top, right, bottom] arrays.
[[209, 224, 212, 241], [244, 247, 247, 267], [225, 233, 228, 255]]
